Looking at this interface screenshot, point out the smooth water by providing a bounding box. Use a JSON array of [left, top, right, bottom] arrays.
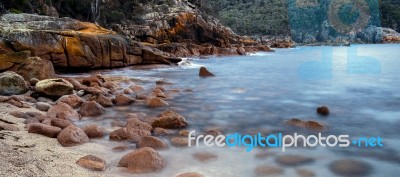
[[74, 44, 400, 177]]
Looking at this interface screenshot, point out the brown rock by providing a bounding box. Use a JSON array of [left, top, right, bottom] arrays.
[[113, 94, 135, 106], [112, 145, 130, 152], [0, 122, 20, 131], [254, 165, 284, 177], [109, 128, 128, 141], [79, 101, 105, 117], [118, 147, 165, 173], [126, 127, 152, 143], [199, 66, 215, 77], [297, 169, 316, 177], [82, 75, 105, 87], [16, 57, 55, 81], [175, 172, 204, 177], [47, 102, 81, 121], [276, 155, 314, 166], [152, 111, 188, 129], [129, 85, 144, 92], [25, 111, 44, 118], [286, 119, 326, 131], [83, 124, 104, 138], [124, 88, 134, 94], [76, 155, 106, 171], [28, 123, 62, 138], [30, 78, 40, 86], [126, 118, 153, 132], [88, 94, 113, 107], [146, 97, 169, 107], [9, 111, 30, 119], [153, 127, 175, 136], [35, 102, 52, 111], [24, 117, 40, 124], [193, 152, 217, 162], [35, 78, 74, 96], [57, 126, 89, 147], [329, 159, 372, 177], [50, 118, 73, 129], [137, 136, 168, 150], [57, 94, 84, 109], [317, 106, 330, 116], [170, 137, 189, 147]]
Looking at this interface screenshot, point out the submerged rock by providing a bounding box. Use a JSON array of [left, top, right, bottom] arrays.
[[317, 106, 330, 116], [35, 79, 74, 97], [118, 147, 165, 173], [193, 152, 218, 162], [199, 66, 215, 77], [286, 119, 326, 131], [113, 94, 135, 106], [0, 71, 28, 96], [57, 126, 89, 147], [76, 155, 106, 171], [329, 159, 372, 177], [152, 111, 188, 129], [175, 172, 205, 177], [137, 136, 168, 150], [146, 97, 169, 107]]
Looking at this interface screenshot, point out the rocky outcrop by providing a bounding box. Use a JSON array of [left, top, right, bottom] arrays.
[[0, 13, 181, 70]]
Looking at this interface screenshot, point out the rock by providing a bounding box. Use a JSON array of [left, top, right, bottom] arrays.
[[24, 117, 40, 124], [88, 94, 113, 107], [79, 101, 105, 117], [199, 67, 215, 77], [82, 75, 105, 87], [112, 145, 130, 152], [317, 106, 330, 116], [30, 78, 40, 86], [129, 85, 144, 92], [276, 155, 314, 166], [152, 111, 188, 129], [137, 136, 168, 150], [57, 126, 89, 147], [124, 88, 134, 94], [297, 169, 316, 177], [0, 122, 20, 131], [35, 102, 52, 111], [28, 123, 62, 138], [57, 94, 84, 109], [175, 172, 204, 177], [9, 111, 30, 119], [286, 119, 326, 131], [170, 137, 189, 147], [118, 147, 165, 173], [76, 90, 85, 97], [0, 71, 28, 96], [47, 102, 81, 121], [153, 127, 175, 136], [146, 97, 169, 107], [25, 112, 44, 118], [126, 128, 152, 142], [83, 124, 104, 138], [50, 118, 73, 129], [126, 118, 153, 132], [16, 57, 55, 81], [329, 159, 372, 177], [76, 155, 106, 171], [113, 94, 135, 106], [193, 152, 217, 162], [109, 128, 128, 141], [254, 165, 284, 177], [35, 79, 74, 97]]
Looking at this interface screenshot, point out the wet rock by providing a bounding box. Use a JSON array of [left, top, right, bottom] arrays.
[[109, 128, 128, 141], [113, 94, 135, 106], [175, 172, 204, 177], [329, 159, 372, 177], [156, 80, 174, 85], [151, 88, 167, 98], [50, 118, 73, 129], [170, 137, 189, 147], [35, 78, 74, 97], [199, 66, 215, 77], [152, 111, 188, 129], [126, 118, 153, 132], [126, 128, 152, 143], [82, 75, 105, 87], [9, 111, 30, 119], [297, 169, 316, 177], [83, 124, 104, 138], [153, 127, 175, 136], [179, 130, 190, 136], [124, 88, 134, 94], [16, 57, 55, 81], [118, 147, 165, 173], [88, 94, 113, 107], [57, 94, 84, 109], [193, 152, 218, 162], [254, 165, 284, 177], [137, 136, 168, 150], [0, 71, 28, 96], [28, 123, 62, 138], [129, 85, 144, 92], [0, 122, 20, 131], [112, 145, 130, 152], [136, 94, 148, 100], [79, 101, 105, 117], [57, 126, 89, 147], [76, 155, 106, 171], [286, 119, 326, 131], [317, 106, 330, 116], [35, 102, 52, 111], [146, 97, 169, 107], [47, 102, 81, 121], [276, 155, 314, 166]]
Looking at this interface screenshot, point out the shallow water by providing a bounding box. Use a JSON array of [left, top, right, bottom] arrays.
[[72, 44, 400, 177]]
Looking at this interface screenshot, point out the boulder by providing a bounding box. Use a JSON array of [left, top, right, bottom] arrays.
[[35, 102, 52, 111], [28, 123, 62, 138], [57, 94, 84, 109], [109, 128, 129, 141], [199, 67, 215, 77], [137, 136, 168, 150], [329, 159, 372, 177], [83, 124, 105, 138], [50, 118, 73, 129], [118, 147, 165, 173], [113, 94, 135, 106], [57, 126, 89, 147], [16, 57, 55, 80], [79, 101, 105, 117], [126, 118, 153, 132], [88, 94, 113, 107], [76, 155, 106, 171], [47, 102, 81, 121], [35, 79, 74, 96], [126, 128, 152, 142], [0, 71, 28, 96], [317, 106, 330, 116], [146, 97, 169, 107], [152, 111, 188, 129]]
